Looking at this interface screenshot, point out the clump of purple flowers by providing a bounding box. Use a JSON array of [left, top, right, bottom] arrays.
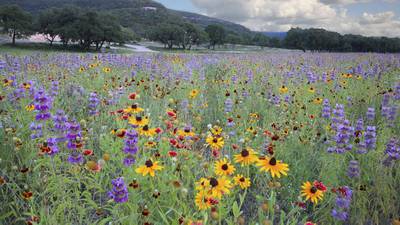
[[88, 92, 100, 116], [65, 121, 83, 164], [331, 186, 352, 221], [122, 129, 138, 166], [383, 138, 400, 166], [364, 126, 376, 150], [34, 89, 52, 121], [321, 99, 331, 119], [347, 160, 360, 178], [108, 177, 129, 203]]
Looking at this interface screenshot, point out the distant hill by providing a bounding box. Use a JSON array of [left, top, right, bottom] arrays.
[[263, 32, 287, 40], [0, 0, 256, 38], [171, 10, 254, 36]]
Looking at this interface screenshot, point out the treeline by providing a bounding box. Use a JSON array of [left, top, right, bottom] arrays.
[[1, 4, 399, 52], [0, 5, 135, 49], [284, 27, 400, 53], [0, 4, 283, 50]]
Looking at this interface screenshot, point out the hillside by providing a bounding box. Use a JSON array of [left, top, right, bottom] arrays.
[[0, 0, 256, 38]]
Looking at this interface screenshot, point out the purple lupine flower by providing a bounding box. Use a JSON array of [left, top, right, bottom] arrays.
[[50, 80, 59, 97], [108, 177, 129, 203], [224, 98, 233, 113], [67, 151, 84, 164], [383, 138, 400, 166], [122, 129, 139, 166], [331, 186, 352, 221], [321, 99, 331, 119], [88, 92, 100, 116], [382, 93, 390, 106], [331, 209, 348, 221], [34, 89, 52, 121], [364, 126, 376, 150], [29, 122, 43, 139], [46, 137, 59, 156], [366, 107, 375, 121], [347, 160, 360, 178]]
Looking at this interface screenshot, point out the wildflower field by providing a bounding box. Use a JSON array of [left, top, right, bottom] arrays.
[[0, 52, 399, 225]]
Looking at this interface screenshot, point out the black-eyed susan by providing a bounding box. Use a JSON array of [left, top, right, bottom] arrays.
[[214, 158, 235, 176], [3, 79, 13, 87], [135, 159, 164, 177], [196, 177, 211, 191], [307, 87, 316, 93], [25, 104, 35, 111], [129, 115, 149, 127], [177, 126, 196, 137], [210, 126, 222, 135], [301, 181, 325, 204], [313, 97, 323, 104], [256, 156, 289, 178], [279, 85, 288, 94], [209, 177, 232, 199], [79, 66, 85, 73], [124, 104, 144, 114], [206, 135, 224, 150], [234, 147, 258, 166], [137, 125, 157, 137], [194, 190, 213, 210], [189, 89, 199, 98], [233, 174, 251, 189], [103, 67, 111, 73], [22, 82, 31, 90], [145, 141, 157, 148]]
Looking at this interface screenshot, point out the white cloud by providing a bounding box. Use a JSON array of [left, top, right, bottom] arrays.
[[190, 0, 400, 37]]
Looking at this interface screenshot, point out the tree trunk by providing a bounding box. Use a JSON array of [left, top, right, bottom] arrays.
[[12, 30, 16, 45]]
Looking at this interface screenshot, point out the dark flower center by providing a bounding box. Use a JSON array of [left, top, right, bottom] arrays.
[[143, 125, 149, 131], [213, 138, 218, 143], [210, 178, 218, 187], [132, 104, 137, 109], [221, 164, 228, 170], [239, 177, 245, 182], [184, 128, 191, 133], [310, 187, 317, 194], [241, 149, 249, 157], [269, 157, 277, 166], [136, 116, 142, 121], [145, 160, 153, 167]]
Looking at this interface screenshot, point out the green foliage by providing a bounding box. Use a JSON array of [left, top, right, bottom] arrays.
[[0, 4, 32, 45], [205, 24, 226, 50], [284, 27, 400, 53]]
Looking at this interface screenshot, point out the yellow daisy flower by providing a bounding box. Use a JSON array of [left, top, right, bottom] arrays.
[[135, 159, 163, 177], [233, 174, 251, 189], [189, 89, 199, 98], [279, 85, 288, 94], [124, 104, 144, 114], [137, 125, 156, 137], [209, 177, 232, 199], [214, 158, 235, 176], [194, 190, 213, 210], [234, 148, 258, 166], [206, 135, 224, 150], [256, 156, 289, 178], [129, 115, 149, 127], [301, 181, 324, 204]]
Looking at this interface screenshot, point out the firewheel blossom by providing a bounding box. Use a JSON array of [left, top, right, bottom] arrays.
[[108, 177, 129, 203]]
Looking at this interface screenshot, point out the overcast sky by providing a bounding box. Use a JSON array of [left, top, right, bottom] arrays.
[[156, 0, 400, 37]]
